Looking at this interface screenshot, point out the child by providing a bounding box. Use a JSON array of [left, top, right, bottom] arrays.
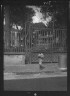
[[38, 53, 45, 70]]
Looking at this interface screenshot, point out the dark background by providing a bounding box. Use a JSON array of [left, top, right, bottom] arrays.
[[4, 1, 68, 28]]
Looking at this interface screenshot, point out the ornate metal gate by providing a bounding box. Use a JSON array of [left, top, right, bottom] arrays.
[[25, 23, 67, 64], [4, 22, 67, 64]]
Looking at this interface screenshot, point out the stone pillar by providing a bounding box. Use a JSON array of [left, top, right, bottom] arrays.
[[58, 53, 67, 71]]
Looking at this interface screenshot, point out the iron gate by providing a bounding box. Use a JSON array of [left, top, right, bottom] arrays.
[[25, 24, 67, 64], [4, 23, 67, 64]]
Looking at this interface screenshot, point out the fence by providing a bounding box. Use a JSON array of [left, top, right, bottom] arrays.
[[4, 26, 67, 63], [4, 29, 25, 54], [29, 28, 67, 63], [4, 28, 67, 54], [27, 28, 67, 53]]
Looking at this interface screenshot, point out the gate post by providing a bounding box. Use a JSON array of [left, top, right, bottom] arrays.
[[58, 53, 67, 71]]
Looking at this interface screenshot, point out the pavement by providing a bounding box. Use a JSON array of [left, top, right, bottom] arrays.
[[4, 71, 67, 80], [4, 63, 60, 73], [4, 63, 67, 91], [4, 63, 67, 80], [4, 72, 67, 91]]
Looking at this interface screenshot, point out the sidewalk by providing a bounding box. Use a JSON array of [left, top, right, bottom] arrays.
[[4, 70, 67, 91], [4, 63, 66, 74], [4, 63, 67, 91]]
